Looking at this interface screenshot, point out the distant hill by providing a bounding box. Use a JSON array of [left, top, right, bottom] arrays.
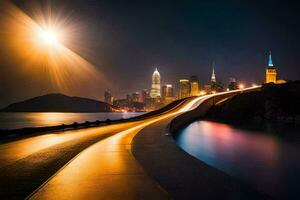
[[206, 81, 300, 125], [1, 93, 117, 112]]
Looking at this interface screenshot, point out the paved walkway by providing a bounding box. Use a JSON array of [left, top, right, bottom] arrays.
[[28, 91, 267, 199], [0, 122, 145, 199], [28, 95, 195, 200], [132, 117, 270, 200], [28, 115, 181, 199]]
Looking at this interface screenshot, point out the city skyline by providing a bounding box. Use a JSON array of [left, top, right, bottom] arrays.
[[0, 0, 299, 107], [0, 1, 299, 199], [0, 49, 284, 107], [92, 50, 282, 113], [105, 51, 275, 101], [0, 51, 282, 108]]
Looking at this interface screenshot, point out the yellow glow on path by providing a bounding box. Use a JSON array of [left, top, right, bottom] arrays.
[[28, 87, 261, 199]]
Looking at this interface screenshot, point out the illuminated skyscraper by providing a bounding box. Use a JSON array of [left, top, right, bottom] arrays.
[[179, 79, 190, 99], [211, 62, 216, 83], [162, 84, 175, 104], [265, 51, 277, 83], [150, 68, 161, 98], [190, 76, 200, 96], [162, 84, 174, 98]]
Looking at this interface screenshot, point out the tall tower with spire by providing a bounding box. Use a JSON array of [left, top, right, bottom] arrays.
[[211, 62, 216, 83], [150, 67, 161, 98], [265, 51, 277, 83]]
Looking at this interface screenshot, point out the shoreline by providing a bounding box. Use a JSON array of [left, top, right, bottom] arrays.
[[205, 116, 300, 133], [204, 82, 300, 135], [131, 87, 269, 199], [0, 99, 186, 141], [132, 115, 269, 199]]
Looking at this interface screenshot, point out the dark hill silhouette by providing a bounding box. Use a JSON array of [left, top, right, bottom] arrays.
[[207, 81, 300, 125], [1, 93, 116, 112]]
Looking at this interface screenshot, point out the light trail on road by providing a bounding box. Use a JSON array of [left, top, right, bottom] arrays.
[[0, 86, 260, 199], [0, 121, 144, 199], [29, 98, 192, 199], [29, 88, 260, 199], [0, 122, 141, 169]]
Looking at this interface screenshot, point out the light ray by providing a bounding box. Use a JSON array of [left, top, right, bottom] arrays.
[[0, 2, 108, 94]]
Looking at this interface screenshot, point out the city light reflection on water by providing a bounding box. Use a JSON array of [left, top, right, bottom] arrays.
[[176, 120, 300, 199], [0, 112, 144, 130]]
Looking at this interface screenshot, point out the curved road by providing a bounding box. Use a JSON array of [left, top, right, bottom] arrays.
[[0, 87, 259, 199], [0, 121, 143, 199], [28, 90, 249, 199]]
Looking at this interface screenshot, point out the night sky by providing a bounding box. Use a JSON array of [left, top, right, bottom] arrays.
[[0, 0, 299, 107]]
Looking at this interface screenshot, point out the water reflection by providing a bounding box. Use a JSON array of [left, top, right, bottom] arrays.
[[176, 120, 300, 199], [0, 112, 144, 130]]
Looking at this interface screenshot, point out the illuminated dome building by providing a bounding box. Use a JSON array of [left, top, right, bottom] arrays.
[[150, 68, 161, 98]]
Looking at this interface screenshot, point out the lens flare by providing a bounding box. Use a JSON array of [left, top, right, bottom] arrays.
[[40, 29, 58, 45], [0, 2, 108, 96]]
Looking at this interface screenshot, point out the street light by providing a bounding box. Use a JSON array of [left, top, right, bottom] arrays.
[[239, 84, 245, 89], [199, 90, 206, 96]]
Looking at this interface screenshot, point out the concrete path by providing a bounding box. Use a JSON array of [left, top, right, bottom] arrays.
[[27, 90, 265, 199], [0, 121, 142, 199], [132, 117, 270, 200], [28, 97, 196, 199], [29, 116, 173, 200]]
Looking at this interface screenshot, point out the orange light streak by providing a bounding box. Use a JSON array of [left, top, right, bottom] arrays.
[[0, 2, 107, 93]]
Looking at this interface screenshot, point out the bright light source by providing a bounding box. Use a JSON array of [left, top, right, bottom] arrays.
[[252, 83, 258, 87], [239, 84, 245, 89], [39, 29, 58, 45], [200, 90, 206, 96]]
